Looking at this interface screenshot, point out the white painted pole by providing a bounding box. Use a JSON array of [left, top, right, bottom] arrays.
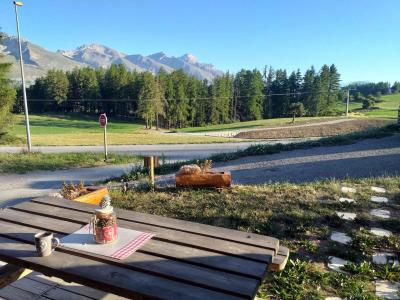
[[14, 2, 32, 152], [103, 125, 108, 161]]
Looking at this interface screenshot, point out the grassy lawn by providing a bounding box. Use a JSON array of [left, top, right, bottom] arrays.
[[110, 176, 400, 299], [0, 152, 140, 174], [336, 93, 400, 118], [7, 114, 238, 146]]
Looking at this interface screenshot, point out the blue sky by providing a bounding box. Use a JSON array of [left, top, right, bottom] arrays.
[[1, 0, 399, 83]]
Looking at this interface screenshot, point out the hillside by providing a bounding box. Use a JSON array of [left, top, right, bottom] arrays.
[[336, 93, 400, 118]]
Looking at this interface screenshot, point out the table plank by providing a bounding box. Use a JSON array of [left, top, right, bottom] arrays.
[[0, 208, 266, 279], [0, 236, 245, 300], [32, 197, 279, 252], [28, 272, 129, 299], [0, 284, 39, 300], [11, 201, 275, 263], [0, 215, 260, 299]]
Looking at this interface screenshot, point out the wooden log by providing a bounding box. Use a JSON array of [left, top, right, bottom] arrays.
[[73, 187, 108, 205], [176, 172, 231, 188], [0, 263, 32, 289]]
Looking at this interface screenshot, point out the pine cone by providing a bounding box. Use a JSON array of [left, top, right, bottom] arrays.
[[100, 195, 111, 209]]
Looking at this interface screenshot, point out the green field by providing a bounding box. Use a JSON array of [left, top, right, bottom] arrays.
[[10, 114, 142, 136], [0, 152, 140, 174], [7, 114, 238, 146], [336, 93, 400, 118]]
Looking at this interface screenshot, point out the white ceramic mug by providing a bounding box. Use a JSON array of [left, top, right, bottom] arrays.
[[34, 232, 60, 257]]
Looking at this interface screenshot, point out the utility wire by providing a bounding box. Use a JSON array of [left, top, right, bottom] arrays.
[[24, 90, 346, 102]]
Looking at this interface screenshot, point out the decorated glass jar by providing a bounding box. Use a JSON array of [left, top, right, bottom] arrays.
[[91, 195, 118, 244]]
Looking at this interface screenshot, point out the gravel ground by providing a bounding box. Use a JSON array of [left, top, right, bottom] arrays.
[[156, 135, 400, 186]]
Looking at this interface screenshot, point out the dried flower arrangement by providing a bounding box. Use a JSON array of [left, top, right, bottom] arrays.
[[196, 159, 213, 173], [60, 181, 87, 200]]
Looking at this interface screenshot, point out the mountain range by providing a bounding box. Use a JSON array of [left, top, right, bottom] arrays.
[[0, 34, 223, 84]]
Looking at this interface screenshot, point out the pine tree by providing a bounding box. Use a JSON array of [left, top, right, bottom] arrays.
[[302, 67, 317, 116], [210, 73, 234, 124], [327, 64, 340, 112], [317, 65, 331, 115], [44, 69, 69, 103], [137, 72, 162, 128], [0, 33, 16, 135], [171, 70, 189, 128], [270, 69, 289, 117], [288, 69, 302, 107], [263, 66, 274, 118], [247, 69, 264, 120]]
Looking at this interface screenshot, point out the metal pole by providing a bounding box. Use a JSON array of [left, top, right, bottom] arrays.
[[14, 3, 31, 151], [346, 89, 350, 117], [103, 125, 108, 161]]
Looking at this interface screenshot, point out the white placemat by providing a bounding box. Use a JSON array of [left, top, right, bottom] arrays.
[[60, 224, 154, 260]]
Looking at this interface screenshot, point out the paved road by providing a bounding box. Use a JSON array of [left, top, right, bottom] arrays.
[[1, 135, 398, 207], [156, 135, 400, 185], [217, 135, 400, 184], [0, 139, 313, 160]]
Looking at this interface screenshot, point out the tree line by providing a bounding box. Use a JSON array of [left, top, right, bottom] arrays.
[[19, 63, 343, 128], [344, 81, 399, 97]]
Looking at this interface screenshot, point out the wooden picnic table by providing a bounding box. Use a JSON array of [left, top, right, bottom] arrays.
[[0, 197, 289, 300]]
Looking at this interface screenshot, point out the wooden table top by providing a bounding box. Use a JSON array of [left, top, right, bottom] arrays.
[[0, 197, 288, 300]]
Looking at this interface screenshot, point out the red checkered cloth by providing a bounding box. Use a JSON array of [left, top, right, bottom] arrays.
[[60, 224, 155, 260]]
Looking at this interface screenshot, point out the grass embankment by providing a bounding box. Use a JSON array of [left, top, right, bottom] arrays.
[[177, 117, 340, 133], [236, 118, 393, 139], [0, 152, 140, 174], [110, 176, 400, 299], [7, 114, 238, 146]]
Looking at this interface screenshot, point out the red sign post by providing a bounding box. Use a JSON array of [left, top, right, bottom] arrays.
[[99, 114, 108, 161], [99, 113, 108, 127]]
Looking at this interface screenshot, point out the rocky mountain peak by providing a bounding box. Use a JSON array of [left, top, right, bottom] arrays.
[[2, 34, 223, 82], [180, 53, 198, 64]]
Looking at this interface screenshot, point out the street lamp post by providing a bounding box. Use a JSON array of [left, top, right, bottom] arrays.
[[13, 1, 32, 152]]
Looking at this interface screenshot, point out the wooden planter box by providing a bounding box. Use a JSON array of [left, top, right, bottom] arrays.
[[176, 172, 231, 188], [73, 187, 109, 205]]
